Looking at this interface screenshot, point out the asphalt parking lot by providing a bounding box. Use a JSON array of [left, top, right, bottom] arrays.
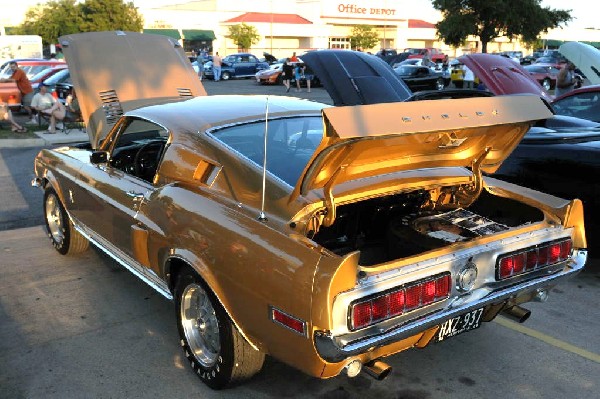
[[1, 78, 598, 398]]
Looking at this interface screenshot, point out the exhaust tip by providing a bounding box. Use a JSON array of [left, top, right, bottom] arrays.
[[363, 360, 392, 381], [503, 305, 531, 323]]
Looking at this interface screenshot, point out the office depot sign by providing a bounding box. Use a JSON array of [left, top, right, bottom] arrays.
[[322, 1, 403, 21]]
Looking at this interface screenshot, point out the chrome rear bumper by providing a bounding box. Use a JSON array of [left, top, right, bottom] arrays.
[[314, 249, 587, 362]]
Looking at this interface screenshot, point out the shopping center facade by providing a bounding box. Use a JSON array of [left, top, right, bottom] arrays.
[[3, 0, 600, 59], [138, 0, 600, 58]]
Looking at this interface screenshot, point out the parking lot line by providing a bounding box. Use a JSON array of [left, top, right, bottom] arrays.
[[494, 317, 600, 363]]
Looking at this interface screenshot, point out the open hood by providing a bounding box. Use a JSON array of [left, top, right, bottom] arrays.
[[458, 53, 553, 102], [290, 95, 553, 204], [301, 50, 412, 106], [59, 31, 206, 148], [559, 42, 600, 85]]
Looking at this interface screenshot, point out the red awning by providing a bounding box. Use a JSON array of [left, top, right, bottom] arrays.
[[224, 12, 312, 24]]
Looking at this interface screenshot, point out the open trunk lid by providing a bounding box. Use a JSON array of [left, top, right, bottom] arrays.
[[290, 95, 553, 205]]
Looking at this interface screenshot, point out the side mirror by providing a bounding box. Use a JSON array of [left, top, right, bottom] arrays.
[[90, 151, 108, 164]]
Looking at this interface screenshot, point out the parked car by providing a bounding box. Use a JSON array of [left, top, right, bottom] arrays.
[[458, 52, 600, 245], [0, 64, 67, 110], [498, 51, 523, 63], [404, 47, 446, 63], [534, 55, 567, 69], [0, 59, 66, 111], [36, 68, 71, 95], [523, 64, 560, 91], [35, 33, 586, 390], [0, 58, 64, 80], [203, 53, 268, 80], [393, 64, 444, 91], [552, 85, 600, 123], [255, 62, 283, 84]]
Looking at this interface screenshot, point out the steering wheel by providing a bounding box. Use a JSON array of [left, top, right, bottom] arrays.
[[133, 141, 164, 181]]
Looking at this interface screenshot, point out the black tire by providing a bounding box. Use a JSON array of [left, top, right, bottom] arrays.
[[221, 71, 231, 81], [44, 188, 89, 255], [175, 269, 264, 389]]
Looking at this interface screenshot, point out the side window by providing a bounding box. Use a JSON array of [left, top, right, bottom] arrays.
[[108, 117, 169, 183], [249, 55, 258, 63]]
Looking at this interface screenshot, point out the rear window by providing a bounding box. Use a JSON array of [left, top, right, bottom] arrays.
[[211, 116, 323, 186]]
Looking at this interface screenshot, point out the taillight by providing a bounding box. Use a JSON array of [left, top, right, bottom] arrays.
[[349, 273, 450, 331], [496, 238, 572, 280]]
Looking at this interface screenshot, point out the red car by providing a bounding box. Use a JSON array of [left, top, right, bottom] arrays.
[[0, 60, 65, 110], [523, 64, 560, 91], [404, 48, 446, 63]]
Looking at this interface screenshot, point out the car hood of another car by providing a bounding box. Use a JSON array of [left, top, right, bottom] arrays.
[[59, 31, 207, 148], [301, 50, 413, 106], [290, 95, 553, 202], [458, 53, 553, 102], [559, 41, 600, 85]]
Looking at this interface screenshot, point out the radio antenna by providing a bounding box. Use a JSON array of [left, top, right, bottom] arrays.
[[258, 96, 269, 221]]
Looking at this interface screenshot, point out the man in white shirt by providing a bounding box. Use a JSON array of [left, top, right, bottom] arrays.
[[31, 83, 65, 133]]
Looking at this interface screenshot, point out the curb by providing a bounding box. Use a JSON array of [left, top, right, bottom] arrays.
[[0, 129, 87, 148]]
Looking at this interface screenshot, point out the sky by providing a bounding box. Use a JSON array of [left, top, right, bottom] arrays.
[[2, 0, 596, 30]]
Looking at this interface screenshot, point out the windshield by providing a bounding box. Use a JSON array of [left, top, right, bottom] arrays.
[[211, 116, 323, 186], [43, 69, 71, 85], [394, 66, 418, 76]]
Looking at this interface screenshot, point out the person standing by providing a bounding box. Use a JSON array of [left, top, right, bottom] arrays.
[[555, 62, 576, 97], [290, 52, 299, 62], [441, 55, 450, 87], [0, 61, 35, 123], [463, 64, 475, 89], [212, 52, 222, 81], [294, 62, 304, 92], [282, 58, 293, 93]]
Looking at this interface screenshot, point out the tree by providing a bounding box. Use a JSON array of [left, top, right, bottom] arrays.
[[16, 0, 143, 45], [79, 0, 143, 33], [431, 0, 572, 53], [227, 23, 260, 51], [17, 0, 82, 45], [349, 25, 379, 51]]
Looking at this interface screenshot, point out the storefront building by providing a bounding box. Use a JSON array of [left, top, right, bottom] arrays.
[[139, 0, 451, 57]]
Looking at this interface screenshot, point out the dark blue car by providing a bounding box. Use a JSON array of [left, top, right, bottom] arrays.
[[203, 53, 268, 80]]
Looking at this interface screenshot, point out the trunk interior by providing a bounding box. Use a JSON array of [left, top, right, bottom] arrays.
[[311, 189, 545, 266]]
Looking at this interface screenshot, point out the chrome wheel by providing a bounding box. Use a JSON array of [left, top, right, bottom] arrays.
[[180, 283, 220, 367], [45, 192, 64, 244], [436, 78, 445, 91], [542, 78, 551, 91]]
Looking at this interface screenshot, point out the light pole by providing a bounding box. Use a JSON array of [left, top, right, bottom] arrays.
[[270, 0, 273, 54]]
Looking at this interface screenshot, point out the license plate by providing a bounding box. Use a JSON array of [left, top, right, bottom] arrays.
[[435, 308, 484, 342]]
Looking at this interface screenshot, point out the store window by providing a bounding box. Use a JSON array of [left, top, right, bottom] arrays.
[[328, 37, 351, 50]]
